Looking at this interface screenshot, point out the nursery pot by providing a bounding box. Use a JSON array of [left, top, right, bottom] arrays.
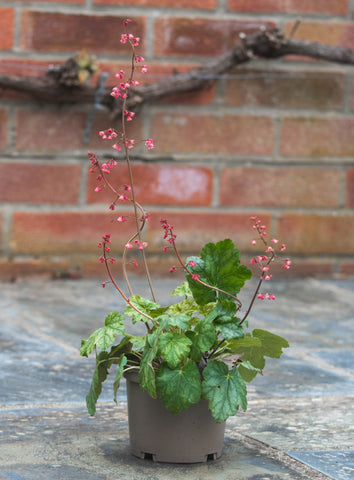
[[124, 371, 226, 463]]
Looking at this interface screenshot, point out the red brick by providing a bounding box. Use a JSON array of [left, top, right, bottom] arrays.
[[146, 211, 272, 255], [0, 213, 3, 246], [0, 58, 58, 78], [151, 114, 274, 155], [0, 259, 72, 282], [0, 109, 7, 149], [15, 109, 142, 152], [225, 69, 344, 110], [284, 21, 354, 50], [0, 8, 14, 50], [0, 163, 81, 204], [154, 17, 275, 57], [11, 212, 133, 254], [95, 0, 216, 7], [280, 117, 354, 157], [13, 0, 84, 2], [277, 214, 354, 255], [228, 0, 348, 15], [349, 75, 354, 110], [347, 168, 354, 208], [20, 11, 145, 53], [220, 167, 340, 208], [87, 164, 213, 207], [340, 262, 354, 275]]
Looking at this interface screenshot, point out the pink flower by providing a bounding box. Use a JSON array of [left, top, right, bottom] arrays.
[[125, 243, 133, 249], [141, 65, 148, 73], [170, 266, 176, 273], [145, 138, 154, 150], [131, 261, 138, 267], [115, 69, 125, 79], [187, 261, 196, 267], [192, 274, 200, 281], [117, 216, 126, 222]]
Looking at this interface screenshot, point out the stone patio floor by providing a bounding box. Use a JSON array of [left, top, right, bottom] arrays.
[[0, 276, 353, 479]]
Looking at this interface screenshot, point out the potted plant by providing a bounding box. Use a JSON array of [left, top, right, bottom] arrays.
[[80, 20, 290, 463]]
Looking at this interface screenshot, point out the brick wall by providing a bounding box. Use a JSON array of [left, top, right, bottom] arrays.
[[0, 0, 354, 280]]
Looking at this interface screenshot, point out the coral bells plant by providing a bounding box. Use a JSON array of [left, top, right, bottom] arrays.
[[80, 20, 290, 423]]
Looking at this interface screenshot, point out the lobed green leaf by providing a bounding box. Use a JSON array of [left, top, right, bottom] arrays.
[[80, 312, 125, 356], [156, 360, 201, 414], [201, 361, 247, 423]]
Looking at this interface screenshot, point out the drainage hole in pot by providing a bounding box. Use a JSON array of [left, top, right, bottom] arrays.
[[143, 452, 154, 461], [207, 453, 217, 461]]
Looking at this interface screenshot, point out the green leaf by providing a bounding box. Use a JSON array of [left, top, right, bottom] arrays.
[[238, 361, 262, 383], [194, 319, 217, 352], [139, 360, 156, 398], [201, 361, 247, 423], [215, 321, 244, 340], [124, 295, 161, 323], [86, 351, 110, 416], [113, 354, 128, 402], [172, 281, 193, 298], [156, 360, 201, 414], [168, 298, 198, 316], [252, 329, 289, 358], [80, 312, 125, 356], [186, 239, 252, 305], [156, 313, 191, 330], [138, 322, 167, 398], [225, 335, 262, 354], [158, 332, 192, 368]]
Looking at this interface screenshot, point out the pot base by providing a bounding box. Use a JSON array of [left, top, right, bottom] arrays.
[[125, 372, 225, 463]]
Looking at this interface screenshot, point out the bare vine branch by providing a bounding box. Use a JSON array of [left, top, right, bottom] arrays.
[[1, 28, 353, 118]]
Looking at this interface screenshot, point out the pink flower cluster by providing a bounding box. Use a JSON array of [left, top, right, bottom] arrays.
[[249, 216, 291, 300], [98, 234, 116, 264]]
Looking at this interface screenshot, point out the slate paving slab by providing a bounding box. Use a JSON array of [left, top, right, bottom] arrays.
[[286, 451, 354, 480], [0, 277, 353, 479]]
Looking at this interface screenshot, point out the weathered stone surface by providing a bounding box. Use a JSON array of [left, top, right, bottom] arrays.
[[0, 277, 353, 479]]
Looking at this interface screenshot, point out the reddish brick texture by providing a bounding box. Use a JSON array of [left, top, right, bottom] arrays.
[[87, 164, 213, 207], [280, 117, 354, 157], [347, 169, 354, 208], [227, 0, 348, 15], [225, 70, 345, 110], [146, 212, 269, 255], [1, 3, 354, 278], [0, 8, 14, 50], [151, 114, 274, 155], [220, 167, 340, 208], [154, 18, 275, 57], [11, 212, 133, 254], [15, 109, 141, 152], [0, 109, 7, 148], [278, 214, 354, 255], [284, 21, 354, 50], [0, 163, 81, 204], [20, 11, 146, 53], [94, 0, 217, 7]]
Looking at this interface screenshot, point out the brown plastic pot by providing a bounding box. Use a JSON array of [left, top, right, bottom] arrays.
[[124, 371, 226, 463]]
